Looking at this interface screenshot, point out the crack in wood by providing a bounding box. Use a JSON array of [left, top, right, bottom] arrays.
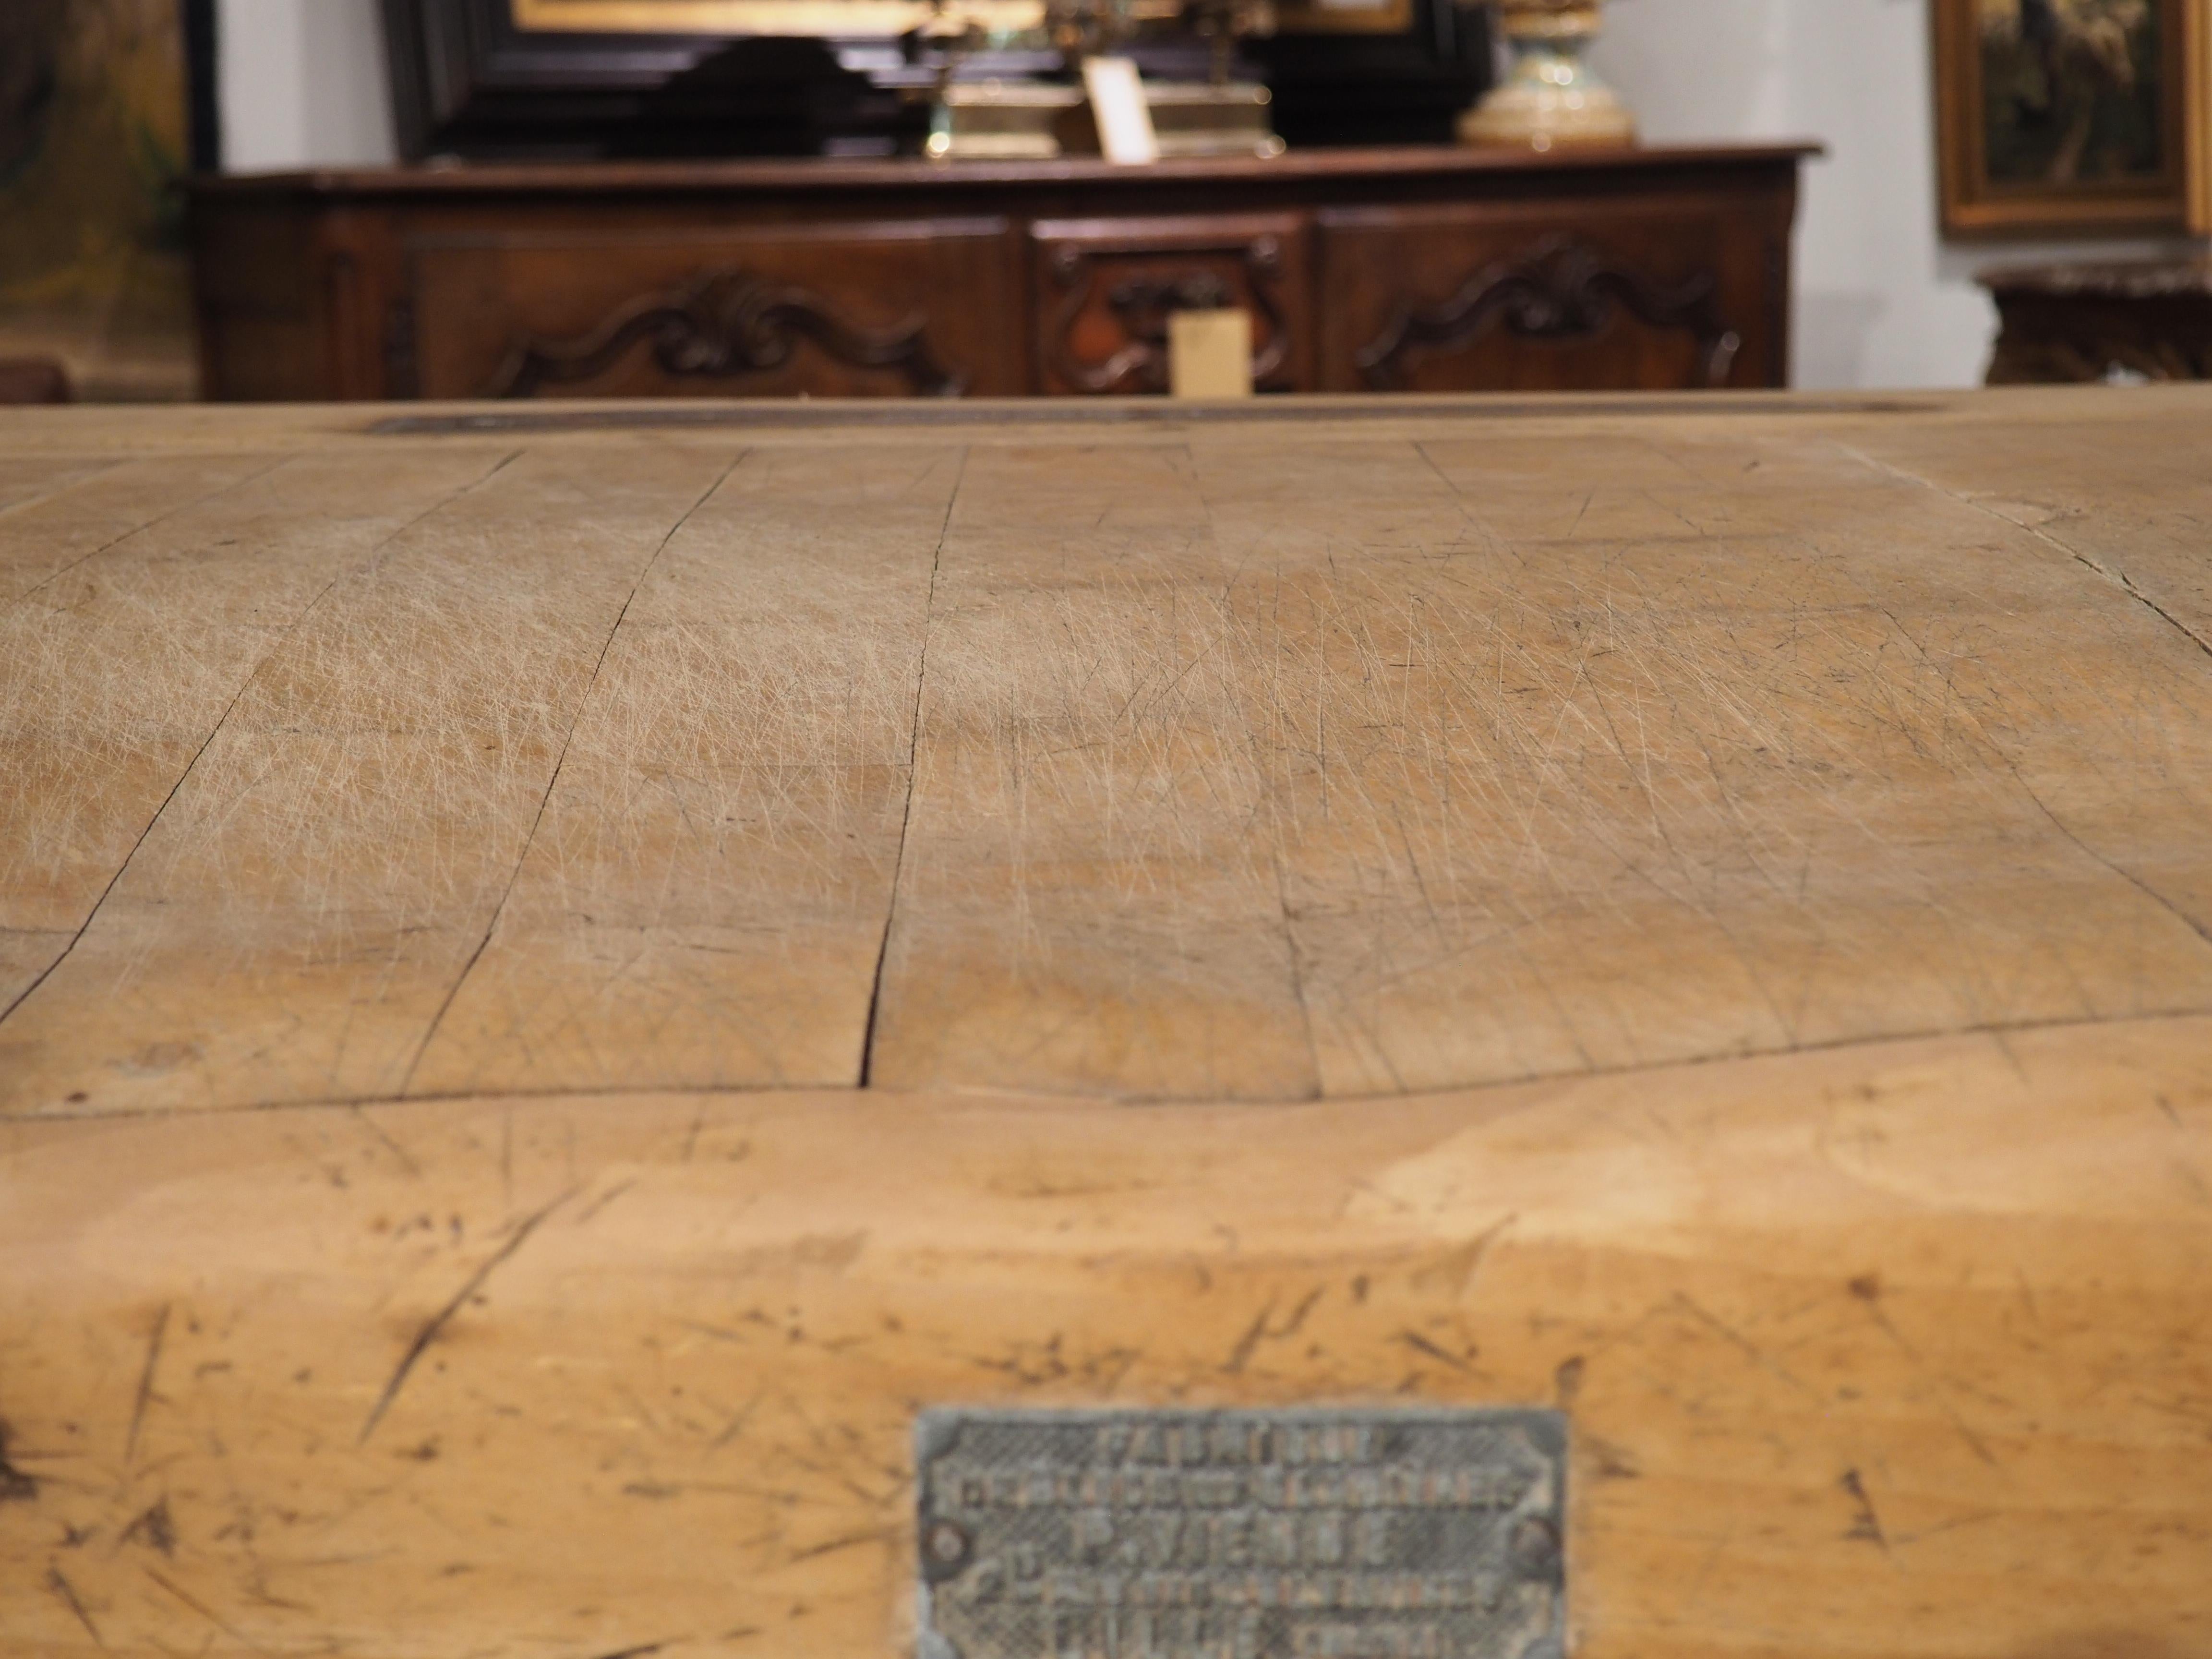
[[358, 1184, 580, 1445], [123, 1303, 169, 1469], [858, 447, 970, 1090]]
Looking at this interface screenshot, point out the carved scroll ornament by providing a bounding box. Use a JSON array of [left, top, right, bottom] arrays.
[[486, 268, 964, 398], [1046, 238, 1289, 395], [1356, 234, 1742, 390]]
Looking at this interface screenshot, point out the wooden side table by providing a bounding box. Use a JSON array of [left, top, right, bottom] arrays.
[[1982, 259, 2212, 384]]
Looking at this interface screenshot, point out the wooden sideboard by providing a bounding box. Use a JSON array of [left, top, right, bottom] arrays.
[[188, 145, 1814, 401]]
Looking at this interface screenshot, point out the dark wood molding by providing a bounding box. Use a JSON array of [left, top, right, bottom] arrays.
[[484, 267, 964, 397], [183, 0, 220, 171], [385, 294, 420, 399], [1355, 233, 1742, 390], [194, 144, 1821, 199], [1046, 235, 1289, 395]]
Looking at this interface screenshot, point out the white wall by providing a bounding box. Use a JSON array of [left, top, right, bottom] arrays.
[[1590, 0, 2199, 387], [216, 0, 2203, 386], [217, 0, 396, 169]]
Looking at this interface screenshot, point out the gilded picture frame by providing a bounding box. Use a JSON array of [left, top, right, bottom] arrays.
[[513, 0, 1034, 36], [0, 0, 214, 400], [512, 0, 1414, 39], [1934, 0, 2207, 235]]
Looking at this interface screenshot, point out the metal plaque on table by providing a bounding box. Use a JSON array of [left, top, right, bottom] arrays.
[[915, 1407, 1566, 1659]]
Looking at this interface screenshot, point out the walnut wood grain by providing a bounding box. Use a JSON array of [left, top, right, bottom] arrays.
[[1033, 215, 1305, 395], [1318, 194, 1791, 392], [1, 386, 2208, 1659], [187, 143, 1821, 197], [486, 270, 965, 399], [1353, 233, 1740, 390], [188, 146, 1811, 401]]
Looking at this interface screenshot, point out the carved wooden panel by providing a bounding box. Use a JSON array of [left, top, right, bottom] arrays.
[[485, 270, 962, 398], [1029, 215, 1312, 396], [1317, 198, 1791, 393], [1354, 233, 1741, 391], [405, 222, 1020, 400]]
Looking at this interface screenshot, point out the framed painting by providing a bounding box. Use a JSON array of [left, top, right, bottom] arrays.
[[1935, 0, 2208, 235], [381, 0, 1485, 158], [0, 0, 215, 400], [379, 0, 917, 160], [512, 0, 1412, 38], [508, 0, 1036, 38]]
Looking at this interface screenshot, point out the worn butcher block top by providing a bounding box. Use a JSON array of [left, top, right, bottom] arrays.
[[2, 389, 2210, 1658]]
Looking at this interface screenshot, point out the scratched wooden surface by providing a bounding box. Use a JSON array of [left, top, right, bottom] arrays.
[[2, 389, 2210, 1658]]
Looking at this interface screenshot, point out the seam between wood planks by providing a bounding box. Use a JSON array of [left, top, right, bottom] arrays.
[[5, 453, 294, 603], [0, 449, 527, 1036], [19, 1002, 2212, 1125], [1867, 596, 2212, 959], [1833, 438, 2212, 668], [858, 446, 970, 1089], [1188, 447, 1326, 1094], [368, 396, 1947, 438], [396, 449, 752, 1096], [0, 455, 130, 528], [1832, 439, 2212, 951]]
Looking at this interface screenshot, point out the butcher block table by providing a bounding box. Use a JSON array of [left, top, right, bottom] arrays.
[[3, 387, 2211, 1659]]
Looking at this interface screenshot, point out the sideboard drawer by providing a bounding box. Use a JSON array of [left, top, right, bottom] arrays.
[[1317, 197, 1791, 393], [1028, 214, 1312, 395], [402, 221, 1022, 399]]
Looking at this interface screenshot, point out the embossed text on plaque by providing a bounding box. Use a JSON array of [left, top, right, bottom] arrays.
[[914, 1408, 1566, 1659]]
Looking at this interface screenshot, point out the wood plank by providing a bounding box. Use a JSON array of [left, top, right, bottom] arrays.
[[1841, 408, 2212, 653], [406, 445, 960, 1095], [0, 449, 508, 1023], [870, 426, 2212, 1097], [0, 456, 118, 520], [0, 446, 739, 1116], [866, 442, 1319, 1100], [1, 1015, 2206, 1659], [0, 452, 281, 601], [1215, 428, 2212, 1092]]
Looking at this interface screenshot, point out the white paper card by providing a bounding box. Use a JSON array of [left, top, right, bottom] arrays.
[[1168, 309, 1254, 399], [1082, 57, 1158, 166]]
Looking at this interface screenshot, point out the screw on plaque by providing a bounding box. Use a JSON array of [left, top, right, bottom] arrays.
[[922, 1518, 973, 1581], [1509, 1515, 1562, 1582]]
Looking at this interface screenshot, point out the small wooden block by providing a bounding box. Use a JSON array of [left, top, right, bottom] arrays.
[[1168, 308, 1254, 399]]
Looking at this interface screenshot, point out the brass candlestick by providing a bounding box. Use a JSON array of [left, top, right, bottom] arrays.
[[1460, 0, 1635, 152]]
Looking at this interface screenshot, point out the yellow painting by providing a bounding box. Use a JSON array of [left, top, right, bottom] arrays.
[[0, 0, 194, 402]]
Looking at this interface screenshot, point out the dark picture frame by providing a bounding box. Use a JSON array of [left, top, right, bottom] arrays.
[[1934, 0, 2204, 236], [379, 0, 1486, 160], [185, 0, 220, 169]]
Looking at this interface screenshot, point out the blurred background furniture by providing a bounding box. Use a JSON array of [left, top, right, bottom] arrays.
[[189, 143, 1810, 400], [0, 358, 73, 404], [1982, 260, 2212, 384]]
